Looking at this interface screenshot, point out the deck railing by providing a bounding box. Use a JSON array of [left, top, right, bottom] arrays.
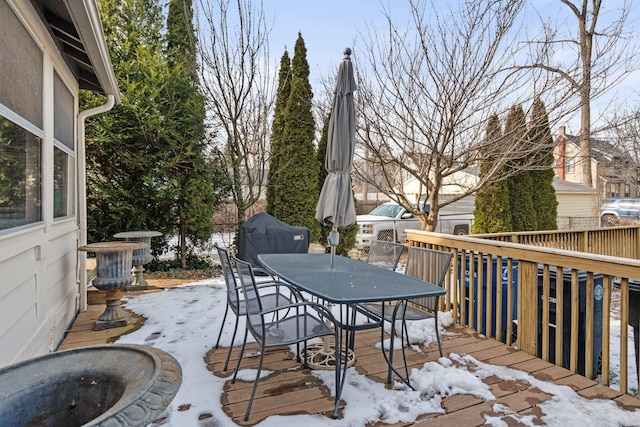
[[472, 225, 640, 259], [407, 229, 640, 395]]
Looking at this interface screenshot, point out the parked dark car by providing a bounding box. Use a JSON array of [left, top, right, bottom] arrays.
[[600, 198, 640, 226]]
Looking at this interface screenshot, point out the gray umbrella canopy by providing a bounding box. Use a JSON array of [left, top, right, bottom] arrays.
[[316, 48, 357, 229]]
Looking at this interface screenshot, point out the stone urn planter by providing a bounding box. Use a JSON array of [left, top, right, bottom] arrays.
[[114, 231, 162, 291], [78, 241, 148, 330], [0, 344, 181, 427]]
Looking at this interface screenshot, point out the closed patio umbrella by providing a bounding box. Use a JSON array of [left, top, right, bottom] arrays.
[[316, 48, 357, 269]]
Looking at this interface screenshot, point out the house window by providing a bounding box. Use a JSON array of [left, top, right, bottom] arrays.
[[566, 157, 575, 174], [609, 183, 620, 198], [54, 146, 74, 218], [53, 72, 75, 219], [0, 116, 42, 231], [0, 1, 43, 232], [625, 184, 631, 198]]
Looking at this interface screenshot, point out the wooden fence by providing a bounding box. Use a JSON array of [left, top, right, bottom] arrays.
[[407, 229, 640, 395]]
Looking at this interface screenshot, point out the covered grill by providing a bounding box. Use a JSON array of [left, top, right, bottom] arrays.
[[237, 212, 310, 268]]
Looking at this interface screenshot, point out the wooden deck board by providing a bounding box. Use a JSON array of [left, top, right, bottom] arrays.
[[58, 299, 640, 426]]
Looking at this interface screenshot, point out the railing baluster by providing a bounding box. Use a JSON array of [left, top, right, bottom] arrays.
[[477, 252, 484, 335], [602, 275, 611, 386], [496, 255, 503, 342], [621, 278, 629, 394], [506, 257, 514, 346], [541, 264, 550, 362], [556, 266, 564, 367], [585, 272, 595, 380], [570, 269, 579, 373]]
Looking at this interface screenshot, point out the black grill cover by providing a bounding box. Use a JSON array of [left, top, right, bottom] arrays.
[[237, 212, 310, 268]]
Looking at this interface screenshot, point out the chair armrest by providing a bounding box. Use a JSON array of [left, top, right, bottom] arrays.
[[252, 267, 280, 282], [260, 301, 337, 324], [241, 281, 304, 301]]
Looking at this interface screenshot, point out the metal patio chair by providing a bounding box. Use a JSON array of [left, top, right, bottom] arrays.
[[213, 243, 301, 371], [366, 240, 404, 271], [357, 246, 452, 386], [231, 256, 341, 421], [347, 240, 405, 345]]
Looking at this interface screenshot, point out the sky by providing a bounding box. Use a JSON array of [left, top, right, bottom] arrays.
[[262, 0, 412, 87], [234, 0, 640, 134], [114, 264, 640, 426]]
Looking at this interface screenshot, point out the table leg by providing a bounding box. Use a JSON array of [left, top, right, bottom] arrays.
[[332, 304, 353, 419], [382, 301, 416, 390]]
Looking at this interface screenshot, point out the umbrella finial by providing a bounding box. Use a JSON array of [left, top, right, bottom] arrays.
[[343, 47, 352, 58]]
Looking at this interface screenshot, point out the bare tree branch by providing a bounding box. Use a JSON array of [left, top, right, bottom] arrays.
[[354, 0, 549, 231], [196, 0, 274, 229]]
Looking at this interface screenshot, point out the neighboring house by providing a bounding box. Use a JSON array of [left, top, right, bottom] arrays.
[[402, 169, 598, 229], [401, 167, 480, 200], [552, 178, 599, 230], [555, 126, 639, 199], [0, 0, 119, 367]]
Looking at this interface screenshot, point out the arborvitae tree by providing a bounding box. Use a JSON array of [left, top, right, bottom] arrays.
[[505, 104, 537, 231], [528, 97, 558, 230], [272, 33, 320, 239], [164, 0, 229, 268], [317, 115, 357, 255], [266, 50, 291, 215], [472, 114, 512, 233], [166, 0, 196, 73], [84, 0, 173, 251]]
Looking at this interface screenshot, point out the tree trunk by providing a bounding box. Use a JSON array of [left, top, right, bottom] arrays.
[[180, 221, 186, 269], [579, 8, 593, 187]]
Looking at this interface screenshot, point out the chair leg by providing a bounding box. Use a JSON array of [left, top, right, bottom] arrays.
[[386, 318, 395, 384], [400, 318, 410, 382], [223, 314, 240, 371], [244, 347, 266, 421], [435, 311, 443, 357], [231, 328, 249, 383], [349, 307, 357, 351], [214, 304, 230, 348], [298, 342, 304, 366], [331, 329, 342, 419]]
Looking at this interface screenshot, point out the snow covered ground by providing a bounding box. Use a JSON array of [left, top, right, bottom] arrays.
[[116, 277, 640, 426]]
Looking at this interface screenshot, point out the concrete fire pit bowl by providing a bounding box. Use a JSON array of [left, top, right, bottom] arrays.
[[0, 344, 181, 426]]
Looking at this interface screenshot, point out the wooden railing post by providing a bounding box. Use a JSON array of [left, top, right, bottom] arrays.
[[517, 261, 538, 356]]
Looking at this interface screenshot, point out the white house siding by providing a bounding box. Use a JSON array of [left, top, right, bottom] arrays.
[[555, 183, 599, 230], [0, 1, 82, 367]]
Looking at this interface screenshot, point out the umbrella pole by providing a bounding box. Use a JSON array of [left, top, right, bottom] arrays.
[[328, 228, 339, 269]]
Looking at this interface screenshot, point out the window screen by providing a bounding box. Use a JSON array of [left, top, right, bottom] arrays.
[[54, 72, 74, 151], [0, 1, 43, 129]]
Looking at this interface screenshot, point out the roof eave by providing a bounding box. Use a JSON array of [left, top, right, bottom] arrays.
[[65, 0, 120, 103]]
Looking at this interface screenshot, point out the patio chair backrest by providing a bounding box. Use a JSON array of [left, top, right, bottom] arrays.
[[366, 240, 404, 271], [232, 256, 264, 335], [404, 246, 453, 311], [214, 243, 240, 308]]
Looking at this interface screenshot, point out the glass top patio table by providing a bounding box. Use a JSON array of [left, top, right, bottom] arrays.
[[257, 253, 445, 304], [258, 252, 446, 417]]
